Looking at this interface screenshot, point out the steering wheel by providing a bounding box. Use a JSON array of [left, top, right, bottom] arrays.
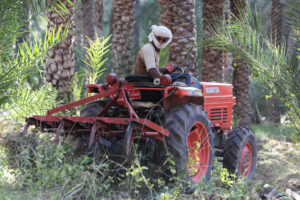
[[170, 66, 184, 80]]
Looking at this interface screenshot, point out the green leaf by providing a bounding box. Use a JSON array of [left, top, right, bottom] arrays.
[[170, 168, 176, 174]]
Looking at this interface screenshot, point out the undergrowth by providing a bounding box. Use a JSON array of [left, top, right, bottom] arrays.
[[0, 131, 259, 200], [251, 123, 299, 143]]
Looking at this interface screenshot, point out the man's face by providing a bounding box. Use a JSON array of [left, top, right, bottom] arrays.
[[155, 35, 169, 45]]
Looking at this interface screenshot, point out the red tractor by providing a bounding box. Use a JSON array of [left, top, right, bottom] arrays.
[[23, 67, 257, 186]]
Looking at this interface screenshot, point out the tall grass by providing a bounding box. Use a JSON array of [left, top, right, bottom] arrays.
[[251, 123, 299, 142]]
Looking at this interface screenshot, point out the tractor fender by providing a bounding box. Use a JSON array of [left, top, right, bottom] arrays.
[[163, 86, 204, 111]]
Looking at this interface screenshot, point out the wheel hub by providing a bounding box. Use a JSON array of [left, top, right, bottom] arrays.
[[187, 122, 210, 183], [240, 142, 253, 177]]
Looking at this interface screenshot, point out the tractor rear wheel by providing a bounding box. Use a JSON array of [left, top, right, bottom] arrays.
[[223, 126, 257, 180], [69, 101, 106, 155], [161, 103, 214, 184], [80, 101, 106, 117]]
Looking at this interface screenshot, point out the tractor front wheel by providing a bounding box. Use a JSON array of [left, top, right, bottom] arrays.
[[160, 103, 214, 184], [223, 126, 257, 180]]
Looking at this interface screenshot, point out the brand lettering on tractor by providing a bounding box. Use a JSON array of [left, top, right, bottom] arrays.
[[206, 87, 220, 94], [178, 87, 203, 96]]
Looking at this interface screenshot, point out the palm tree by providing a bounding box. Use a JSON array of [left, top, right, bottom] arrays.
[[95, 0, 105, 37], [74, 0, 83, 64], [266, 0, 285, 124], [82, 0, 95, 48], [45, 0, 75, 101], [201, 0, 225, 82], [74, 0, 104, 75], [159, 0, 198, 76], [230, 0, 251, 126], [111, 0, 135, 76], [15, 1, 29, 53]]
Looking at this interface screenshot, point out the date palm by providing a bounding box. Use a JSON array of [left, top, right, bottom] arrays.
[[45, 0, 76, 101], [230, 0, 251, 126], [111, 0, 135, 76], [201, 0, 225, 82], [95, 0, 104, 37], [266, 0, 285, 124], [159, 0, 198, 76], [74, 0, 104, 78], [82, 0, 95, 48]]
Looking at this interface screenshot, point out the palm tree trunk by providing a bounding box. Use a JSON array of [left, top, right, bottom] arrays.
[[45, 0, 75, 101], [201, 0, 225, 82], [82, 0, 95, 48], [74, 1, 83, 49], [134, 0, 140, 55], [271, 0, 284, 47], [111, 0, 135, 76], [231, 0, 251, 126], [265, 0, 285, 124], [159, 0, 198, 76], [109, 0, 114, 36], [15, 0, 29, 53], [95, 0, 105, 37], [232, 58, 251, 126], [74, 0, 84, 71]]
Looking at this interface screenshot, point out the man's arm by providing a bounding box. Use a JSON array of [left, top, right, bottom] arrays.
[[158, 68, 168, 73], [148, 68, 162, 79]]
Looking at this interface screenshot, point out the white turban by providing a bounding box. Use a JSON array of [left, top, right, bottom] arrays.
[[148, 25, 172, 49]]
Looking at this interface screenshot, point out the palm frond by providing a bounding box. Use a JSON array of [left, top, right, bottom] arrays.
[[0, 0, 26, 53], [0, 24, 69, 107], [0, 83, 59, 121], [84, 35, 111, 84], [209, 5, 300, 130], [286, 0, 300, 32]]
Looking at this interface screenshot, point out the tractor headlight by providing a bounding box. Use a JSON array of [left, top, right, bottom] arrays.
[[160, 74, 172, 86], [106, 73, 117, 85]]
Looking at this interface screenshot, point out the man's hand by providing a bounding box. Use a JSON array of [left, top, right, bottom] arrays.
[[159, 64, 174, 74], [165, 64, 174, 74]]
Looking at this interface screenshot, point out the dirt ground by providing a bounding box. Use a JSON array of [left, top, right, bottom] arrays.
[[255, 138, 300, 199]]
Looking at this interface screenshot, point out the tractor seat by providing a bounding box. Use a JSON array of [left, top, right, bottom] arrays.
[[125, 74, 162, 87], [125, 74, 152, 83], [125, 74, 202, 90]]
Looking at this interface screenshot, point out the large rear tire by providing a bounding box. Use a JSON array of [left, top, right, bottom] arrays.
[[160, 103, 214, 183], [69, 101, 106, 155], [223, 126, 257, 180], [80, 101, 106, 117]]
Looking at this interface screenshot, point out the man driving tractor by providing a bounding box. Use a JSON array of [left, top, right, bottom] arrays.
[[133, 25, 174, 79]]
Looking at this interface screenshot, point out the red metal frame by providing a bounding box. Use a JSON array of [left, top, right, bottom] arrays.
[[23, 82, 170, 150]]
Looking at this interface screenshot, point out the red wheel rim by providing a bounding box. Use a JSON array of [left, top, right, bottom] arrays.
[[187, 122, 210, 183], [240, 142, 253, 177]]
